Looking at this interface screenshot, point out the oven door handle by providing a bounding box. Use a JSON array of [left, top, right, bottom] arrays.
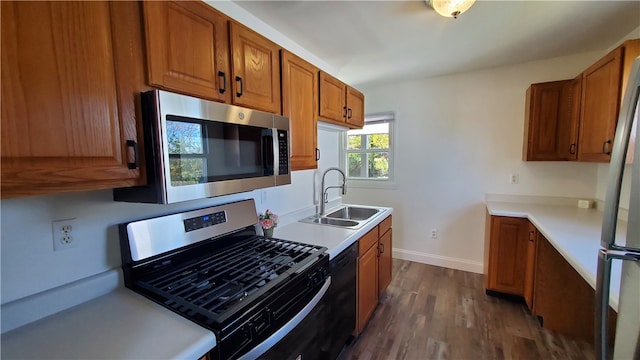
[[238, 277, 331, 360]]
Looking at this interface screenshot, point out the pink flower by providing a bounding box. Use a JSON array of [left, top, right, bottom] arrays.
[[260, 218, 274, 229], [258, 209, 278, 229]]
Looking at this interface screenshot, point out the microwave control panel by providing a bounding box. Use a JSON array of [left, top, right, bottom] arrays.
[[278, 130, 289, 175]]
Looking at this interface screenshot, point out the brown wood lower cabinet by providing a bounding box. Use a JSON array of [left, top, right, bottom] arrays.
[[533, 235, 617, 344], [523, 222, 538, 309], [378, 221, 392, 295], [356, 215, 392, 335], [485, 212, 617, 344], [357, 228, 378, 335], [485, 216, 530, 296]]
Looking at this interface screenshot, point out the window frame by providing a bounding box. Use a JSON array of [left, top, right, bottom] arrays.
[[344, 111, 396, 188]]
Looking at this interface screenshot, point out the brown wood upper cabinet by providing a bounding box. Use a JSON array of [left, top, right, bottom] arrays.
[[229, 22, 281, 114], [524, 39, 639, 163], [143, 3, 281, 114], [578, 39, 639, 162], [143, 1, 231, 103], [319, 71, 365, 128], [523, 79, 580, 161], [1, 1, 147, 198], [281, 50, 318, 170]]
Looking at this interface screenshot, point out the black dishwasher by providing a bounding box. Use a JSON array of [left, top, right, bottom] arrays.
[[323, 243, 358, 359]]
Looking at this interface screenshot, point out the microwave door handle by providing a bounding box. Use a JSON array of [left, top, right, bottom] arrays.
[[272, 128, 280, 177], [262, 133, 274, 174]]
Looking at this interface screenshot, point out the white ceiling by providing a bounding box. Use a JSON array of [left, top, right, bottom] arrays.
[[234, 0, 640, 86]]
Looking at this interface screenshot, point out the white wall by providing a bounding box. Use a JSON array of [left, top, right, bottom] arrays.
[[344, 51, 607, 273]]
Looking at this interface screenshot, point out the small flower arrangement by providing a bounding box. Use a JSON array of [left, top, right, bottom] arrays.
[[258, 209, 279, 231]]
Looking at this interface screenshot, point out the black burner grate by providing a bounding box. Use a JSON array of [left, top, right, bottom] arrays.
[[135, 236, 323, 323]]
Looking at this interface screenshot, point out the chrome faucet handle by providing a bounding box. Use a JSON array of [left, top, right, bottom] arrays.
[[319, 167, 347, 216]]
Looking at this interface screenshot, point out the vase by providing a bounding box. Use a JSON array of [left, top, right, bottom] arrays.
[[263, 227, 274, 238]]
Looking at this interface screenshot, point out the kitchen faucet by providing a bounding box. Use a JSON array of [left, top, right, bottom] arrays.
[[319, 167, 346, 216]]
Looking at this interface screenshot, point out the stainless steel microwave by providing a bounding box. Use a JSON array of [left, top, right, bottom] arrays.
[[114, 90, 290, 204]]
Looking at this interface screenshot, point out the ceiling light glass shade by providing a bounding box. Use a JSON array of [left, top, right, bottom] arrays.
[[428, 0, 476, 19]]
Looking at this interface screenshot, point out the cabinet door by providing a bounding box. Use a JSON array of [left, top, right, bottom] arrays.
[[357, 242, 378, 334], [523, 80, 573, 161], [486, 216, 529, 295], [578, 47, 622, 162], [319, 71, 346, 124], [1, 1, 146, 198], [621, 39, 640, 164], [143, 1, 230, 103], [378, 228, 392, 296], [523, 222, 537, 310], [230, 22, 281, 114], [567, 75, 582, 160], [281, 50, 318, 170], [346, 86, 365, 129], [533, 235, 617, 342]]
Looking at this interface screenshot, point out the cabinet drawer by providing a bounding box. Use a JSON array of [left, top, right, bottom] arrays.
[[378, 215, 392, 238], [358, 227, 378, 257]]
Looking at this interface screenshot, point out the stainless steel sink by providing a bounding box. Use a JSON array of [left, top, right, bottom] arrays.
[[309, 217, 360, 227], [299, 206, 382, 229], [325, 206, 379, 221]]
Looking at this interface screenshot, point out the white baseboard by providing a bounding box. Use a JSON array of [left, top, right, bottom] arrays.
[[392, 248, 484, 274]]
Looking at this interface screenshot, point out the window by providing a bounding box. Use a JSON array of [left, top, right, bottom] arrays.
[[346, 111, 394, 181]]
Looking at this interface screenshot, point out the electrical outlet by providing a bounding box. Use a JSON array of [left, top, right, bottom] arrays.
[[52, 218, 78, 251], [510, 173, 519, 184], [431, 229, 438, 239]]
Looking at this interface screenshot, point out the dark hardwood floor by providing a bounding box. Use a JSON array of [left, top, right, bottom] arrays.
[[339, 259, 595, 360]]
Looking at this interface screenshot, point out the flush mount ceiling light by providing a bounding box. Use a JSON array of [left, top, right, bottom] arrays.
[[428, 0, 476, 19]]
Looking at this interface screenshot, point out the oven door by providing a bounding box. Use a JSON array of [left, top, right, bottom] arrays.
[[239, 278, 331, 360]]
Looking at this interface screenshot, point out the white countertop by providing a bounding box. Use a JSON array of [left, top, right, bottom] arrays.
[[274, 204, 394, 259], [1, 289, 216, 360], [485, 201, 626, 311]]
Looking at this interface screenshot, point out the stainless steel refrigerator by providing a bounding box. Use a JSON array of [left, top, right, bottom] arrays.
[[595, 56, 640, 360]]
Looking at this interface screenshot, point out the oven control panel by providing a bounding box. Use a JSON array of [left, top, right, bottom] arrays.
[[183, 211, 227, 232]]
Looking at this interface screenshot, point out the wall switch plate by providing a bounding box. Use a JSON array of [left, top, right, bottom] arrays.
[[578, 200, 591, 209], [52, 218, 78, 251]]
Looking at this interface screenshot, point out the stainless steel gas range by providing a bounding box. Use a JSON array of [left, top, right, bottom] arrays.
[[119, 199, 330, 360]]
